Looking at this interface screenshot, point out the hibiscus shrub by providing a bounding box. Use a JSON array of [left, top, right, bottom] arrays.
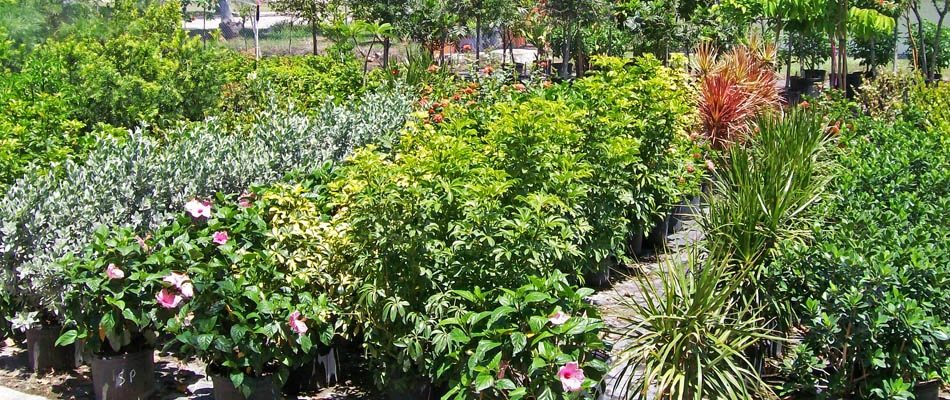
[[57, 224, 182, 355], [161, 190, 342, 396], [432, 271, 607, 399], [58, 184, 344, 394]]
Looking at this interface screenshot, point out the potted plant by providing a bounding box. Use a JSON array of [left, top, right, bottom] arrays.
[[57, 224, 181, 400], [2, 250, 77, 370], [153, 190, 342, 399], [433, 271, 608, 399]]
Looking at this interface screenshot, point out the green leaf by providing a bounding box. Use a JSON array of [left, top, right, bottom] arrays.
[[197, 333, 214, 351], [474, 373, 495, 392], [495, 378, 517, 390], [56, 330, 78, 346], [299, 334, 313, 353], [510, 332, 527, 355]]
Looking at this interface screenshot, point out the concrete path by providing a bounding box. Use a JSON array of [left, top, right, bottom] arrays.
[[184, 12, 294, 31], [0, 386, 48, 400]]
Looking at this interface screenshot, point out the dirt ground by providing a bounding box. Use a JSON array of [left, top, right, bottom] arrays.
[[0, 338, 381, 400]]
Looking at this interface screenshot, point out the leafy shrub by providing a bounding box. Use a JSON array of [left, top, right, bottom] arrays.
[[434, 272, 608, 399], [219, 53, 366, 119], [0, 90, 411, 326], [56, 225, 179, 355], [566, 55, 700, 250], [60, 185, 344, 394], [768, 110, 950, 397], [332, 99, 594, 386], [0, 0, 229, 189]]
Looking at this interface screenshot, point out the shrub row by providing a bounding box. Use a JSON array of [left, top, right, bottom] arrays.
[[768, 85, 950, 398], [0, 88, 412, 328]]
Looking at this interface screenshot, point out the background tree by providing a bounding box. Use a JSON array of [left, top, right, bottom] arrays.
[[348, 0, 409, 67], [543, 0, 607, 76], [271, 0, 333, 54]]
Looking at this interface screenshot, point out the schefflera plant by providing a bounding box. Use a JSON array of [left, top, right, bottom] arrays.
[[432, 271, 608, 400]]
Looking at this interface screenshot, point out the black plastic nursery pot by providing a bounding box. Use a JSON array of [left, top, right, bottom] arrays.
[[211, 374, 280, 400], [648, 214, 671, 248], [90, 348, 156, 400], [386, 382, 432, 400], [26, 325, 79, 371], [912, 379, 941, 400], [284, 345, 340, 395], [584, 255, 616, 289]]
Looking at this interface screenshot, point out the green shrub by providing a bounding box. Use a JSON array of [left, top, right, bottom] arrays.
[[768, 112, 950, 397], [219, 53, 366, 119], [333, 99, 594, 386], [0, 0, 229, 189], [59, 185, 344, 395], [566, 55, 700, 255], [0, 90, 411, 328], [434, 272, 608, 399]]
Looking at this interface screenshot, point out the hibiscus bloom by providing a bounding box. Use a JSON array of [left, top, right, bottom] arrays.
[[557, 362, 585, 392], [288, 311, 308, 334], [106, 264, 124, 279], [548, 311, 570, 325], [156, 289, 183, 309], [163, 272, 194, 298], [212, 231, 229, 245], [185, 199, 212, 218]]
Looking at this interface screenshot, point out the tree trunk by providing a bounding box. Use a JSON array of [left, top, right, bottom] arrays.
[[870, 34, 876, 72], [932, 0, 948, 80], [219, 0, 233, 22], [893, 20, 899, 74], [906, 13, 919, 69], [311, 19, 319, 55], [786, 34, 792, 89], [476, 15, 481, 65], [913, 3, 929, 77], [560, 25, 570, 78], [383, 37, 391, 68], [440, 32, 447, 65]]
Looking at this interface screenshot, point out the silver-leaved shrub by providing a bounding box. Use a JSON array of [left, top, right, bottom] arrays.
[[0, 89, 411, 319]]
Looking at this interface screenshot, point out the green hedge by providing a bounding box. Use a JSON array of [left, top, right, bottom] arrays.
[[769, 86, 950, 398]]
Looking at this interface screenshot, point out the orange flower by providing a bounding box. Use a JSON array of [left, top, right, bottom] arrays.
[[433, 114, 444, 123], [427, 64, 439, 72], [482, 66, 494, 74], [513, 83, 526, 92]]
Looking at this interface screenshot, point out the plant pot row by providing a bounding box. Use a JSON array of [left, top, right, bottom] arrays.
[[23, 325, 340, 400]]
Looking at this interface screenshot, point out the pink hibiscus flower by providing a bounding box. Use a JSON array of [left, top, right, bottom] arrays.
[[212, 231, 229, 245], [557, 362, 585, 392], [548, 311, 570, 325], [106, 264, 125, 279], [185, 198, 212, 218], [288, 311, 308, 334], [156, 289, 183, 309]]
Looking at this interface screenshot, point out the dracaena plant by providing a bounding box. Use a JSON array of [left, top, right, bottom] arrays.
[[432, 271, 608, 400]]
